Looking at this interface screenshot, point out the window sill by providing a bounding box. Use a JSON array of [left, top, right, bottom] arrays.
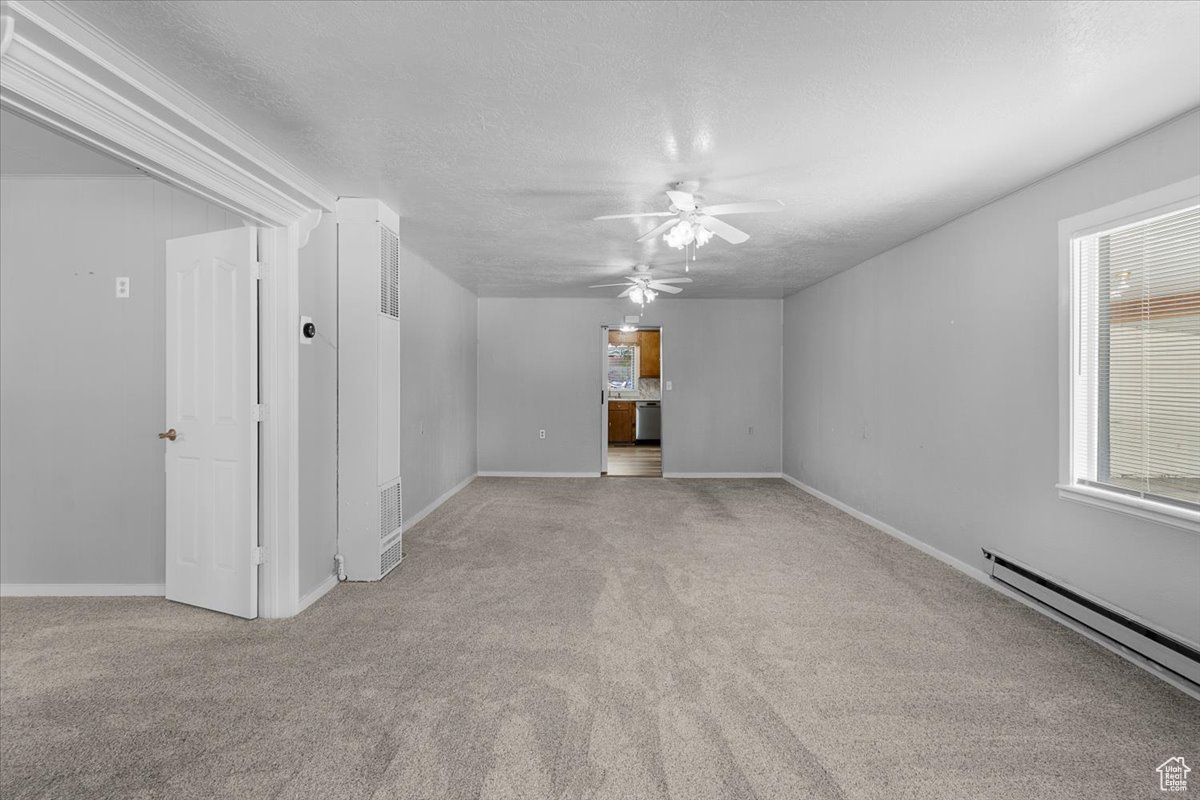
[[1057, 483, 1200, 534]]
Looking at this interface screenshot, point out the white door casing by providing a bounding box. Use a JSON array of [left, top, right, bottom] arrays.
[[600, 325, 609, 474], [164, 227, 259, 618]]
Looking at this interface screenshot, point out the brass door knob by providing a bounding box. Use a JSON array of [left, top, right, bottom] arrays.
[[158, 428, 177, 441]]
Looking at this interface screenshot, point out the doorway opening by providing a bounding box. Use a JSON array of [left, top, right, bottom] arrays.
[[602, 324, 662, 477]]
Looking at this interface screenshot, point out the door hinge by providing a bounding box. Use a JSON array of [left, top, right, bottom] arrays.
[[253, 403, 266, 422], [252, 546, 266, 565], [252, 261, 264, 280]]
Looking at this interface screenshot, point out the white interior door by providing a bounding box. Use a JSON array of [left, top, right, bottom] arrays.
[[600, 325, 609, 474], [164, 227, 258, 618]]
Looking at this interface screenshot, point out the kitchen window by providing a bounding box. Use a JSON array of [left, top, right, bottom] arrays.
[[1059, 178, 1200, 531], [607, 345, 638, 390]]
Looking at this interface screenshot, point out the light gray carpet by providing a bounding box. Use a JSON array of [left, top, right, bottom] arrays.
[[1, 478, 1196, 800]]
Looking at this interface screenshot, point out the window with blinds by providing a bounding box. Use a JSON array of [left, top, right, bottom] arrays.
[[1071, 203, 1200, 511], [607, 345, 637, 390]]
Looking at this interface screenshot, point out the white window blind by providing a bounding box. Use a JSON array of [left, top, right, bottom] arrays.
[[1072, 204, 1200, 510]]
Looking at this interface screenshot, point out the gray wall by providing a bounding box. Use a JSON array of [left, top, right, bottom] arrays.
[[781, 110, 1200, 642], [477, 298, 782, 475], [0, 177, 244, 586], [298, 214, 339, 596], [399, 242, 478, 524]]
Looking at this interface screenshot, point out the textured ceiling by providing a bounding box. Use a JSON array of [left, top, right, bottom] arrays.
[[63, 0, 1200, 298], [0, 108, 142, 175]]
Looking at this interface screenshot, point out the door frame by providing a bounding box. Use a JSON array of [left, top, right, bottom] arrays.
[[600, 323, 665, 476], [0, 0, 336, 617], [600, 325, 609, 474]]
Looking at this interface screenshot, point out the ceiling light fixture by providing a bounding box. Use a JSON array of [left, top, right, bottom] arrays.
[[665, 219, 714, 250], [628, 285, 657, 307], [664, 219, 714, 272]]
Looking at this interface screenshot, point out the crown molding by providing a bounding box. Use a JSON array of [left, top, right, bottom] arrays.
[[0, 0, 335, 226]]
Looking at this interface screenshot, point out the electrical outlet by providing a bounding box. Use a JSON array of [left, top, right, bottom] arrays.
[[115, 277, 130, 298], [665, 380, 672, 391], [539, 429, 546, 439]]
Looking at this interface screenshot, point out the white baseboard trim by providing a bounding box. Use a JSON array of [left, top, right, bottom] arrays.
[[779, 473, 1198, 699], [477, 471, 600, 478], [0, 583, 166, 597], [780, 474, 988, 581], [296, 573, 339, 614], [405, 473, 478, 531], [664, 472, 783, 479]]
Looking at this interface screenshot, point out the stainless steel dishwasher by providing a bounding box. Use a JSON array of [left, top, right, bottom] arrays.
[[635, 401, 661, 441]]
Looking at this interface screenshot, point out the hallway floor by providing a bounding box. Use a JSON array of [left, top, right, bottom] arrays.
[[606, 443, 662, 477]]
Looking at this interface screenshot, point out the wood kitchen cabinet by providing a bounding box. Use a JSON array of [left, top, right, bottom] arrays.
[[638, 330, 660, 378], [608, 401, 636, 444]]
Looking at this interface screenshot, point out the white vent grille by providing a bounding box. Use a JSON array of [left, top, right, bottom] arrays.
[[380, 229, 399, 318], [380, 537, 404, 577], [379, 480, 402, 540]]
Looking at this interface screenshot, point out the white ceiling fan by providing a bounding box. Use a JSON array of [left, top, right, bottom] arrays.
[[589, 265, 691, 306], [594, 181, 784, 247]]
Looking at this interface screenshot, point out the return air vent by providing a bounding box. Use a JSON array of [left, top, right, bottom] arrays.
[[380, 228, 399, 318], [381, 536, 404, 577], [379, 480, 402, 540]]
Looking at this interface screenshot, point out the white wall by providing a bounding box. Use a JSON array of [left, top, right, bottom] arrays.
[[399, 242, 478, 525], [782, 110, 1200, 642], [477, 298, 782, 475], [298, 214, 339, 596], [0, 177, 244, 587]]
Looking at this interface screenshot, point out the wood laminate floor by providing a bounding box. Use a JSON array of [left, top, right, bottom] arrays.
[[606, 444, 662, 477]]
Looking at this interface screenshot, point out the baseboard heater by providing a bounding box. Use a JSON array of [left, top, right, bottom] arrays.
[[982, 548, 1200, 688]]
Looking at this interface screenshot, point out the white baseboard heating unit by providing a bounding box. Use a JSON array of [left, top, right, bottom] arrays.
[[982, 549, 1199, 688], [337, 198, 404, 581]]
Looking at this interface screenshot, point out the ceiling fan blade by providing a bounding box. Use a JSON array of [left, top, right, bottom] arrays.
[[618, 286, 636, 298], [649, 283, 683, 294], [649, 277, 692, 285], [700, 200, 784, 216], [665, 190, 696, 211], [593, 211, 677, 221], [697, 214, 749, 244], [636, 218, 681, 243], [588, 283, 634, 288]]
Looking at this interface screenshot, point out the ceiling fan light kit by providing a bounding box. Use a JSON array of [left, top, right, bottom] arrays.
[[629, 286, 656, 305], [592, 183, 784, 290], [587, 264, 693, 308], [664, 219, 714, 250]]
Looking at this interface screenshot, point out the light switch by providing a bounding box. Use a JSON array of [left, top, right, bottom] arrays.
[[665, 380, 672, 391], [115, 277, 130, 298]]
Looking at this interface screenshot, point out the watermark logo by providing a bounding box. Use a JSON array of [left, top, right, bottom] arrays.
[[1158, 757, 1191, 792]]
